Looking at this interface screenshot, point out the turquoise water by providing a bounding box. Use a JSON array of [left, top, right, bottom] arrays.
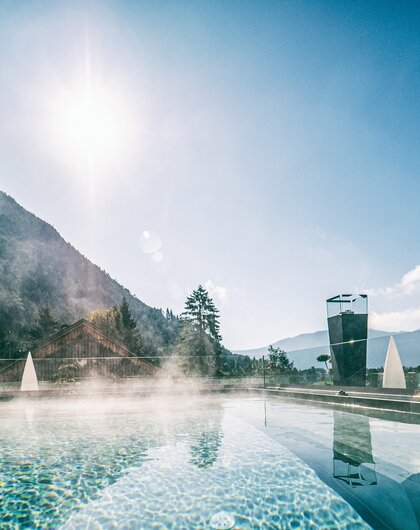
[[0, 395, 418, 528]]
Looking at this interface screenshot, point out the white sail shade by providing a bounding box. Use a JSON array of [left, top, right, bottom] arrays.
[[20, 351, 39, 391], [383, 336, 406, 389]]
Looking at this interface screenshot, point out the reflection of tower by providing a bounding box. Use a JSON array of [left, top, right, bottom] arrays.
[[402, 474, 420, 526], [333, 411, 376, 487], [327, 294, 368, 386]]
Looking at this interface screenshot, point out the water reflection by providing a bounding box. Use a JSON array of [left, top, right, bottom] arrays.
[[228, 399, 420, 529], [189, 407, 223, 468], [403, 474, 420, 524], [332, 411, 377, 487], [0, 397, 225, 527]]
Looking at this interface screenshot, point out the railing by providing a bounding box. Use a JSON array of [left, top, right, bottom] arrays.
[[0, 329, 419, 392]]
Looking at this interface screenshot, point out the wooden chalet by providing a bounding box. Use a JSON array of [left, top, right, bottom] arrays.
[[0, 319, 158, 382]]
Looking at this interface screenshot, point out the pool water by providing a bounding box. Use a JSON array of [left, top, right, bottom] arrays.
[[0, 395, 418, 529]]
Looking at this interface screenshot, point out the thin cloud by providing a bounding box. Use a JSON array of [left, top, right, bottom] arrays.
[[370, 306, 420, 332], [205, 279, 229, 305], [366, 264, 420, 297]]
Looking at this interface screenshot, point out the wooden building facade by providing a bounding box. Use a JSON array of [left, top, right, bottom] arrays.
[[0, 319, 158, 382]]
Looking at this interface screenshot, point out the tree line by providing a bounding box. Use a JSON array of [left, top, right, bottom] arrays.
[[0, 284, 339, 381]]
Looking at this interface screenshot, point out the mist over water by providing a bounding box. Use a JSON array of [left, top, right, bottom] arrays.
[[0, 395, 372, 529]]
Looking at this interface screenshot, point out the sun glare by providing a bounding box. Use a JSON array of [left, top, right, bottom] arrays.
[[51, 82, 129, 169]]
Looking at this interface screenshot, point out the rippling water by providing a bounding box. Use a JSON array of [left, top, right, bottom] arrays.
[[0, 395, 384, 528]]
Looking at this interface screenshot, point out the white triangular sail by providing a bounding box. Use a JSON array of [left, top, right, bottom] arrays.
[[20, 352, 39, 391], [383, 336, 406, 389]]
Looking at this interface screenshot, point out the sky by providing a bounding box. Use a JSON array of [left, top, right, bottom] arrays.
[[0, 0, 419, 350]]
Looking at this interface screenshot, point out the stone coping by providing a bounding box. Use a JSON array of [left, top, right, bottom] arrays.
[[258, 387, 420, 424]]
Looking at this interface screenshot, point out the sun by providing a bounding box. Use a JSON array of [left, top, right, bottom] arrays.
[[51, 81, 128, 169]]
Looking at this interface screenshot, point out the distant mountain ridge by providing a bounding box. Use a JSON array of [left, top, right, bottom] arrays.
[[0, 191, 177, 355], [234, 328, 420, 369]]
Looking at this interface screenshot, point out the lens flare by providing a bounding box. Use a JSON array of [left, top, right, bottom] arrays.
[[152, 251, 163, 263], [140, 231, 162, 255]]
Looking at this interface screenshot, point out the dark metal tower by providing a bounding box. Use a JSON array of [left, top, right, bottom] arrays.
[[327, 294, 368, 387]]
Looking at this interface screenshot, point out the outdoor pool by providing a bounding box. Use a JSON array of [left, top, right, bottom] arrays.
[[0, 394, 418, 529]]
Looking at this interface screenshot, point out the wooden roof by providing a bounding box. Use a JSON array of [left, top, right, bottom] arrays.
[[32, 319, 158, 375]]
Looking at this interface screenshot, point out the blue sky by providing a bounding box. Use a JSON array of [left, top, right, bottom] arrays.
[[1, 0, 419, 349]]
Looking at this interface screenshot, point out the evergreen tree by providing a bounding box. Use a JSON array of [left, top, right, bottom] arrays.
[[178, 321, 216, 376], [28, 305, 60, 349], [0, 328, 9, 358], [119, 298, 136, 333], [165, 308, 176, 321], [182, 285, 222, 342], [118, 298, 143, 355], [178, 285, 222, 376]]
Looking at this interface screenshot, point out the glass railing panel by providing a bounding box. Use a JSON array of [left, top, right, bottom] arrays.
[[0, 331, 419, 391]]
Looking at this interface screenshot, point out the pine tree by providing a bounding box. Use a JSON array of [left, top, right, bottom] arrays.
[[28, 305, 60, 348], [0, 328, 8, 358], [165, 308, 176, 321], [182, 285, 222, 342], [118, 298, 143, 355], [119, 298, 136, 333], [178, 285, 222, 376]]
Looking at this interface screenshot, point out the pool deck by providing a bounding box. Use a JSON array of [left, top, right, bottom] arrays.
[[259, 385, 420, 423]]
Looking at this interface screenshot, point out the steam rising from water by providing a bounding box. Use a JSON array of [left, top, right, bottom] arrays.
[[0, 395, 370, 529]]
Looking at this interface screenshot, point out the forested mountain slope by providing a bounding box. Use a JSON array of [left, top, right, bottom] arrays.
[[0, 191, 177, 355]]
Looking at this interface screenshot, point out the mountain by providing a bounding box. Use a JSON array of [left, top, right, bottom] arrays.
[[234, 328, 420, 369], [0, 191, 178, 355]]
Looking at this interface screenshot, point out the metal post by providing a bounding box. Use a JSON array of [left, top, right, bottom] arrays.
[[262, 355, 266, 388], [264, 400, 267, 427]]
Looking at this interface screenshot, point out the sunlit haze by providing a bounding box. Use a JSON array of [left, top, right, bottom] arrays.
[[1, 1, 420, 349], [51, 81, 127, 167]]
